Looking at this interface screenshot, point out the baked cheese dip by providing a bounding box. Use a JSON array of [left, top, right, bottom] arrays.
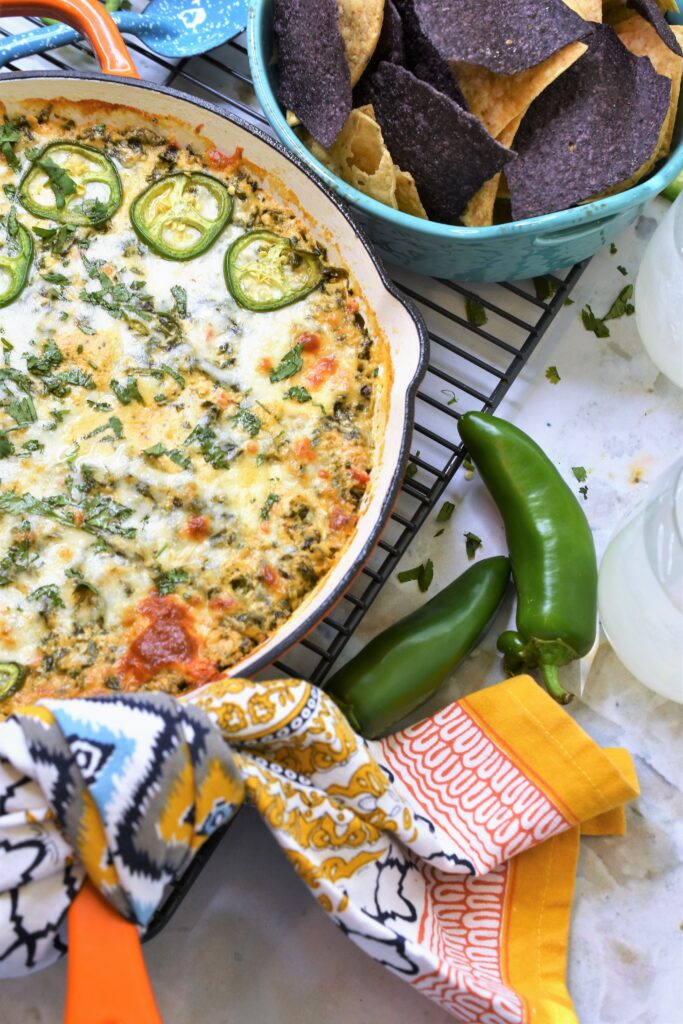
[[0, 100, 389, 713]]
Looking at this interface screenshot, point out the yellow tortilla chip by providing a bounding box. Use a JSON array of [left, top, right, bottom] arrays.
[[337, 0, 384, 87], [394, 168, 428, 218], [462, 114, 523, 226], [321, 106, 398, 207], [563, 0, 602, 18], [452, 40, 588, 139]]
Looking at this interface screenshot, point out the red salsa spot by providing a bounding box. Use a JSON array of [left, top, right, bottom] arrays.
[[119, 595, 216, 685]]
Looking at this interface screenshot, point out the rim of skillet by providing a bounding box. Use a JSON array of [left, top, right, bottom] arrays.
[[1, 69, 430, 680]]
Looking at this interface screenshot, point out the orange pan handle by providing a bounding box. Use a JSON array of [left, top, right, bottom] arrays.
[[0, 0, 138, 77], [66, 881, 163, 1024]]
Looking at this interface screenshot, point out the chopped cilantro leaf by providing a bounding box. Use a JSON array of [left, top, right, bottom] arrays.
[[464, 531, 482, 560], [260, 493, 281, 520], [171, 284, 187, 318], [154, 567, 190, 595], [436, 500, 456, 523], [34, 154, 77, 210], [66, 567, 99, 596], [80, 198, 108, 223], [284, 386, 312, 403], [572, 466, 587, 483], [604, 284, 634, 321], [184, 422, 238, 469], [545, 365, 561, 385], [77, 319, 96, 336], [40, 271, 69, 285], [269, 344, 303, 383], [610, 242, 617, 255], [0, 431, 15, 458], [144, 443, 166, 457], [397, 558, 434, 592], [617, 265, 628, 276], [5, 396, 37, 426], [111, 377, 145, 406], [533, 276, 558, 302], [465, 297, 487, 328], [159, 363, 185, 389], [29, 583, 65, 610], [581, 305, 610, 338], [234, 408, 261, 437], [462, 456, 475, 477]]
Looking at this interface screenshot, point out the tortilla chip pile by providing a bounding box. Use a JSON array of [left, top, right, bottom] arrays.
[[273, 0, 683, 225]]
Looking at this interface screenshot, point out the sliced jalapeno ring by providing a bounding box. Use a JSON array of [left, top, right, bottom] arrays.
[[0, 661, 27, 701], [0, 211, 32, 308], [130, 172, 232, 260], [225, 230, 323, 312], [19, 141, 122, 226]]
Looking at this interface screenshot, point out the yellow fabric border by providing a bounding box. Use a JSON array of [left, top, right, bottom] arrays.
[[503, 828, 581, 1024], [461, 676, 639, 825]]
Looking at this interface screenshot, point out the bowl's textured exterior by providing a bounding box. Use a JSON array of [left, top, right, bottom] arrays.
[[248, 0, 683, 281]]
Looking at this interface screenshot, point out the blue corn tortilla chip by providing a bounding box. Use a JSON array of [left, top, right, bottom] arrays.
[[376, 0, 405, 64], [627, 0, 683, 56], [368, 61, 515, 222], [506, 24, 672, 219], [275, 0, 351, 149], [412, 0, 592, 74], [392, 0, 468, 107]]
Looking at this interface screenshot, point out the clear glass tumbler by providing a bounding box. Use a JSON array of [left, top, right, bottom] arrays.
[[634, 193, 683, 389], [598, 456, 683, 702]]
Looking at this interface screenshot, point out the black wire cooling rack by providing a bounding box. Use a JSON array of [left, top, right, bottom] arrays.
[[0, 26, 586, 688]]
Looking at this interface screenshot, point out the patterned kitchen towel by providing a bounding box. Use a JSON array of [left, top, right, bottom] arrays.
[[0, 674, 638, 1023]]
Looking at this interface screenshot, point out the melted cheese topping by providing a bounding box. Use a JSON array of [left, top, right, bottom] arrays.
[[0, 106, 387, 711]]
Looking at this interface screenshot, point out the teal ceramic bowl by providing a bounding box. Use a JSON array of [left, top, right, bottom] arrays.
[[248, 1, 683, 281]]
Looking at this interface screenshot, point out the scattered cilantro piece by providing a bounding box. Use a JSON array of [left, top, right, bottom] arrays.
[[464, 531, 482, 560], [581, 305, 610, 338], [0, 490, 136, 540], [29, 583, 65, 610], [154, 567, 190, 596], [34, 154, 77, 210], [40, 271, 69, 285], [143, 443, 191, 469], [111, 377, 145, 406], [405, 450, 420, 480], [0, 431, 15, 458], [26, 338, 63, 376], [84, 416, 123, 440], [86, 399, 110, 412], [0, 121, 20, 171], [144, 443, 166, 457], [564, 298, 574, 306], [0, 529, 38, 586], [5, 395, 37, 426], [260, 493, 281, 520], [617, 265, 628, 276], [159, 363, 185, 389], [465, 297, 487, 328], [610, 242, 617, 255], [270, 344, 303, 383], [436, 500, 456, 523], [184, 422, 238, 469], [462, 456, 475, 478], [81, 198, 109, 223], [572, 466, 587, 483], [604, 284, 634, 321], [397, 558, 434, 592], [66, 567, 99, 596], [77, 319, 96, 336], [33, 223, 78, 255], [170, 284, 187, 318], [545, 365, 561, 385], [234, 408, 261, 437], [533, 276, 558, 302], [284, 386, 312, 403], [441, 389, 458, 406]]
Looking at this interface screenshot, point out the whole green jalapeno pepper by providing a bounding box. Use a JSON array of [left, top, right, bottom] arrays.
[[325, 556, 510, 738], [457, 411, 598, 705]]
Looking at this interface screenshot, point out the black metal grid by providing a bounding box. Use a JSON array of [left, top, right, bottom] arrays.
[[0, 26, 585, 689]]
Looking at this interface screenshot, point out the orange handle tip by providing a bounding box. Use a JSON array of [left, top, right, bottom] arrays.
[[66, 881, 163, 1024], [0, 0, 138, 77]]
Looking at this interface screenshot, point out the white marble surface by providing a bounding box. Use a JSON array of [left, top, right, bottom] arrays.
[[3, 204, 683, 1024]]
